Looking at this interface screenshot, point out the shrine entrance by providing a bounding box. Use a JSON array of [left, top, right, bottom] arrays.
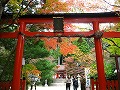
[[0, 11, 120, 90]]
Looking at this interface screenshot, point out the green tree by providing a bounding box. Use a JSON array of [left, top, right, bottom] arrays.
[[34, 59, 56, 86], [5, 0, 39, 14], [103, 38, 120, 55], [89, 58, 116, 79], [73, 38, 93, 54], [104, 61, 116, 79], [24, 39, 50, 63], [0, 37, 50, 81], [89, 50, 116, 79], [0, 0, 40, 30], [0, 39, 15, 81]]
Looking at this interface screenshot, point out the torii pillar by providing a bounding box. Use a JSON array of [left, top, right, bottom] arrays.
[[11, 21, 26, 90], [93, 21, 106, 89]]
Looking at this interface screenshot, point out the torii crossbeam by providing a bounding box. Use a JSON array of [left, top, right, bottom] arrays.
[[1, 11, 120, 90]]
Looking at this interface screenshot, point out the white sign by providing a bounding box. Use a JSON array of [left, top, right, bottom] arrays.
[[22, 58, 25, 65], [85, 68, 90, 87]]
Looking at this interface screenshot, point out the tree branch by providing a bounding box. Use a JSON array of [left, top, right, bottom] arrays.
[[103, 0, 120, 8], [105, 38, 120, 48]]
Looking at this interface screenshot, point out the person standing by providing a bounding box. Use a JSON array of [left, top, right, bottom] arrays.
[[65, 76, 71, 90], [73, 76, 78, 90]]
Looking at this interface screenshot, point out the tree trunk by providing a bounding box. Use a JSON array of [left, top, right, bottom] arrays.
[[0, 0, 9, 19], [0, 1, 3, 19]]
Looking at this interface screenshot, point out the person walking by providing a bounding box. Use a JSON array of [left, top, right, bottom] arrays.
[[65, 76, 71, 90], [73, 76, 78, 90]]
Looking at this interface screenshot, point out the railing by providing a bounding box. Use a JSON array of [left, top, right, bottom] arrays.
[[0, 79, 26, 90], [91, 78, 118, 90]]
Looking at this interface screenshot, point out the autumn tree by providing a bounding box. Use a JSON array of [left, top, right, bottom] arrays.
[[22, 64, 41, 89], [37, 0, 68, 13], [40, 37, 78, 56]]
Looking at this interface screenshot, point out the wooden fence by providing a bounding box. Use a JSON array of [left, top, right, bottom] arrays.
[[91, 79, 118, 90], [0, 79, 26, 90]]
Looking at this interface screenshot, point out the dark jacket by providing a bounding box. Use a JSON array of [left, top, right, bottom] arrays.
[[73, 78, 78, 87]]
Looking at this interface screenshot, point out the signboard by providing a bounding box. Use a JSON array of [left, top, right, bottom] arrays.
[[85, 68, 90, 87]]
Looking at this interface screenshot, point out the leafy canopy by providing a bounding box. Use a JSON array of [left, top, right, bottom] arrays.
[[34, 59, 56, 85]]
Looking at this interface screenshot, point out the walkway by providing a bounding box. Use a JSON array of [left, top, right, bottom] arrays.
[[28, 85, 91, 90], [28, 78, 86, 90], [28, 84, 82, 90]]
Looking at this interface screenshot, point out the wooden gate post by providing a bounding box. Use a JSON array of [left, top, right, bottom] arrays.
[[93, 21, 106, 90], [11, 21, 26, 90]]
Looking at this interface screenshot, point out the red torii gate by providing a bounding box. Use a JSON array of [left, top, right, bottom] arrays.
[[0, 11, 120, 90]]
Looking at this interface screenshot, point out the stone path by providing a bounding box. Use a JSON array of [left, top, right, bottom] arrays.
[[28, 78, 90, 90], [28, 84, 83, 90]]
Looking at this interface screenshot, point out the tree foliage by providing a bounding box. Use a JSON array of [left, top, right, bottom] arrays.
[[0, 37, 50, 81], [73, 38, 93, 54], [103, 38, 120, 55], [5, 0, 39, 14], [24, 38, 50, 63], [89, 50, 117, 79], [22, 64, 41, 84], [89, 58, 116, 79], [37, 0, 68, 13], [73, 48, 94, 66], [34, 59, 56, 85], [40, 37, 78, 56], [0, 39, 16, 81]]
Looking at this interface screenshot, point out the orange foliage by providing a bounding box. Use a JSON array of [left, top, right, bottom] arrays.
[[34, 22, 77, 32], [32, 70, 41, 75], [41, 37, 77, 56], [37, 0, 68, 13], [41, 38, 57, 50], [59, 42, 77, 56], [64, 24, 77, 32], [37, 0, 117, 14], [61, 0, 114, 13]]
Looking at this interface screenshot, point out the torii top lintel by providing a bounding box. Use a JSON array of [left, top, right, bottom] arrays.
[[1, 11, 120, 38], [2, 11, 120, 23], [19, 11, 120, 23]]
